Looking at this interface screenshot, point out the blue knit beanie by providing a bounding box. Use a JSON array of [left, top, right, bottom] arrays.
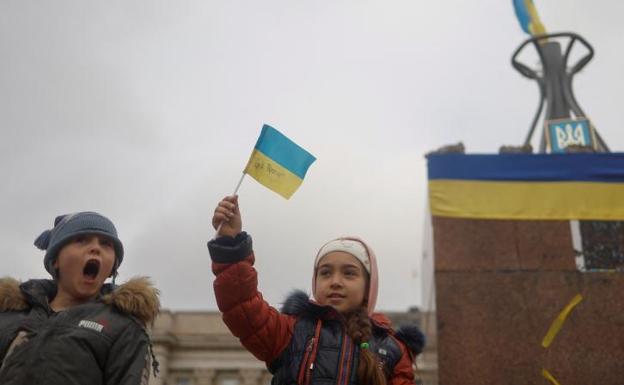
[[34, 212, 124, 277]]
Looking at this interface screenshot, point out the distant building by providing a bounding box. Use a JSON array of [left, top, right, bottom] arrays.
[[149, 308, 438, 385]]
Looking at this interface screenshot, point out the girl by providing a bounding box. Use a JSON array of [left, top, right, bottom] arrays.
[[208, 196, 424, 385]]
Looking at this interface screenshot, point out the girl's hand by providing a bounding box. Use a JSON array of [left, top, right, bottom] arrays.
[[212, 195, 242, 237]]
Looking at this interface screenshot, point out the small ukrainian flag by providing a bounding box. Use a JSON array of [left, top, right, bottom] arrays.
[[244, 124, 316, 199]]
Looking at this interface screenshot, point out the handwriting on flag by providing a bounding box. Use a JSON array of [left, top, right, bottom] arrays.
[[244, 125, 316, 199]]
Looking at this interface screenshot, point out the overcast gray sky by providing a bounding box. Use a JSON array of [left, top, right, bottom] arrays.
[[2, 1, 623, 311]]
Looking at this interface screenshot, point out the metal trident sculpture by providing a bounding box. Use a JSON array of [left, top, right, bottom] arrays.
[[511, 0, 610, 153]]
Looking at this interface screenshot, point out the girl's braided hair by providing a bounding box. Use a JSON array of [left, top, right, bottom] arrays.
[[346, 306, 387, 385]]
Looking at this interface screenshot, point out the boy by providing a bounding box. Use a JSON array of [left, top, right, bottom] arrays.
[[0, 211, 160, 385]]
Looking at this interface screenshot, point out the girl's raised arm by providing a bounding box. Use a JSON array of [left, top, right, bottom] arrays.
[[208, 196, 295, 364]]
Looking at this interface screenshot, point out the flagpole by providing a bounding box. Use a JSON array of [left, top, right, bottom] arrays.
[[215, 172, 246, 237], [232, 171, 246, 195]]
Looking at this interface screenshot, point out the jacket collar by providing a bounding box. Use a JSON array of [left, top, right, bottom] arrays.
[[280, 290, 392, 332], [281, 290, 335, 318], [0, 277, 160, 326]]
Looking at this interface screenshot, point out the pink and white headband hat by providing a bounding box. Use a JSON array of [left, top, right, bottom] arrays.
[[312, 236, 379, 315]]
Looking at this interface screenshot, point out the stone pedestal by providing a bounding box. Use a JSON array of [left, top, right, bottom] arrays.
[[433, 217, 624, 385]]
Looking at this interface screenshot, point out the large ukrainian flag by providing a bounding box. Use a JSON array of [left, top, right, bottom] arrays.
[[244, 124, 316, 199], [428, 153, 624, 220]]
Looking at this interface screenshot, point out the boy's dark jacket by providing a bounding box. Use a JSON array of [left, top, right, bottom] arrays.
[[0, 276, 160, 385], [208, 233, 425, 385]]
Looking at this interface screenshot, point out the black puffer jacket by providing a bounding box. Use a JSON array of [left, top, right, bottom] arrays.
[[0, 277, 160, 385], [268, 291, 424, 385]]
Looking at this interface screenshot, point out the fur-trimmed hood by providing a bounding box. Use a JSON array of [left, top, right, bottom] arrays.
[[395, 324, 426, 356], [281, 290, 333, 318], [280, 290, 395, 328], [0, 277, 29, 312], [0, 276, 160, 325], [281, 290, 425, 356]]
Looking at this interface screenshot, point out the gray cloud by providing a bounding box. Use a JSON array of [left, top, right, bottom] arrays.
[[1, 1, 623, 311]]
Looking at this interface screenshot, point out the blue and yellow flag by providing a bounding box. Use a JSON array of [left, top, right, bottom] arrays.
[[428, 153, 624, 220], [513, 0, 546, 36], [244, 124, 316, 199]]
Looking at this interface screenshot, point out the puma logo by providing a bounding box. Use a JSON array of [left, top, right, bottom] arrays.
[[78, 320, 104, 333]]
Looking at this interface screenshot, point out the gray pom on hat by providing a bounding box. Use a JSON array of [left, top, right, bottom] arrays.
[[34, 212, 124, 277]]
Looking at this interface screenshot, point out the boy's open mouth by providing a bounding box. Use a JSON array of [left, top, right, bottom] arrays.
[[83, 259, 101, 280]]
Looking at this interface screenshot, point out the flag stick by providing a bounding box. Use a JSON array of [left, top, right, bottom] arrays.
[[232, 171, 246, 195], [215, 172, 246, 237]]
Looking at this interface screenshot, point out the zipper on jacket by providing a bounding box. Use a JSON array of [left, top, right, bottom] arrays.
[[298, 320, 322, 385], [297, 337, 314, 385]]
